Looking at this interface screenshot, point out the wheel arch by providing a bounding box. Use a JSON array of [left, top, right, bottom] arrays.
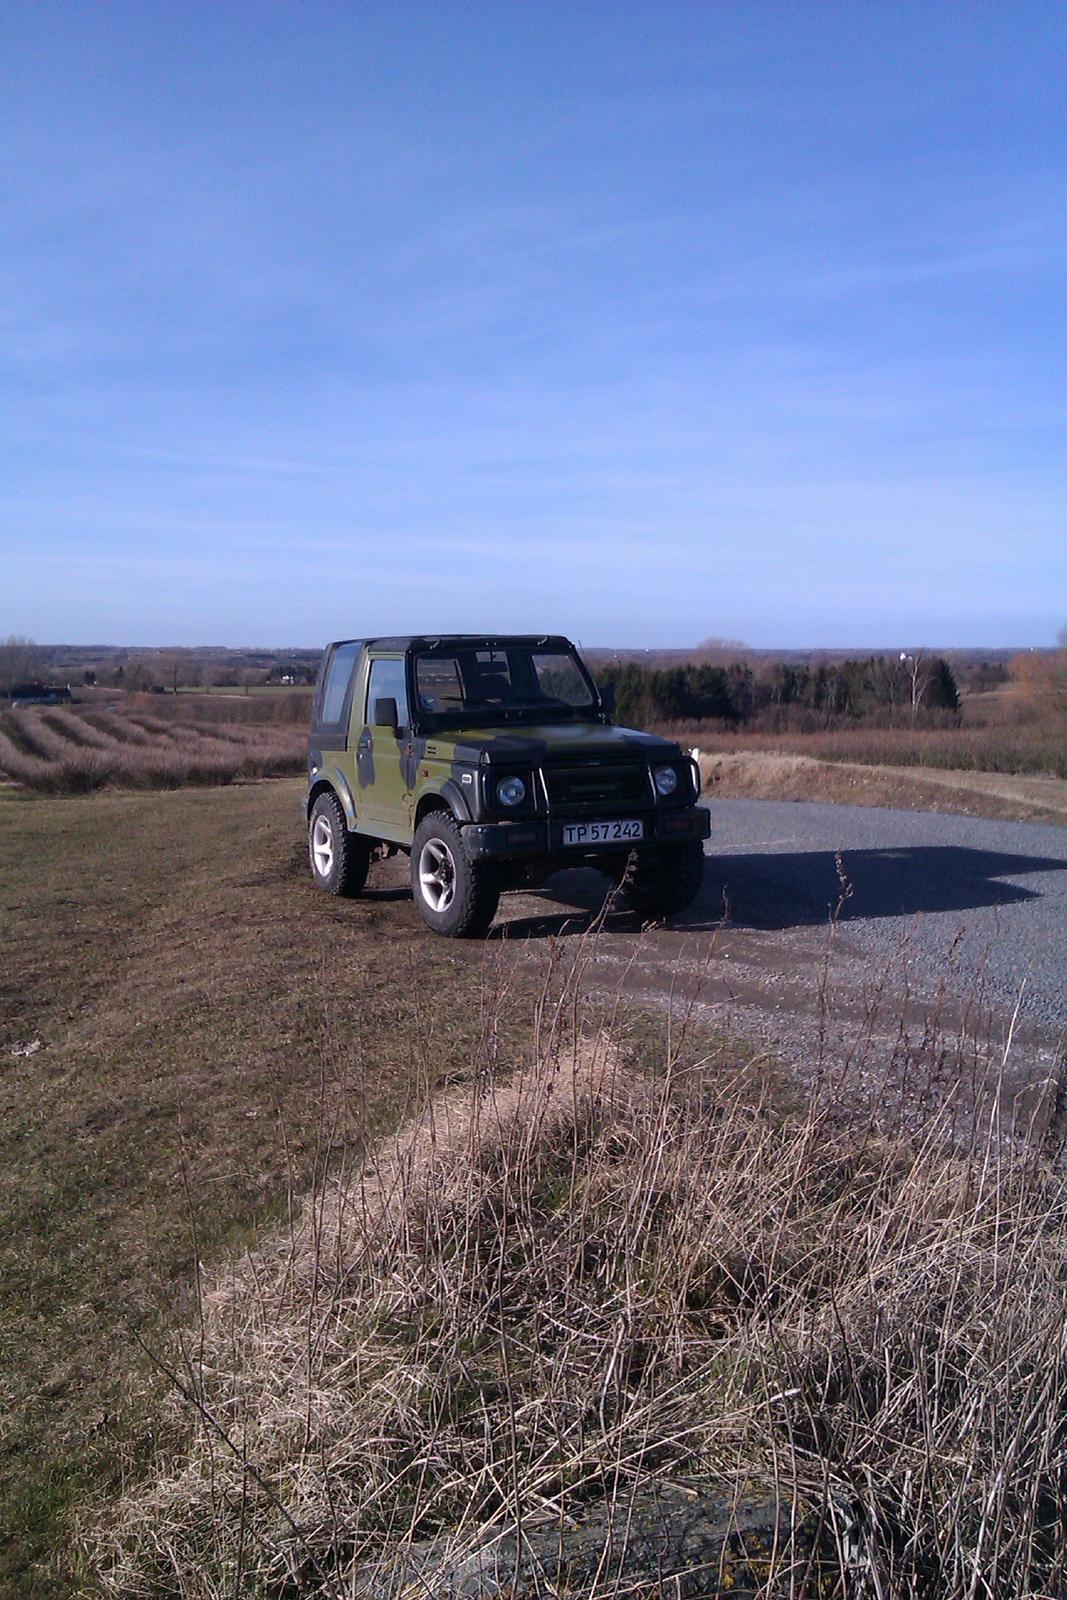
[[414, 792, 454, 830], [415, 780, 471, 830], [307, 771, 357, 830]]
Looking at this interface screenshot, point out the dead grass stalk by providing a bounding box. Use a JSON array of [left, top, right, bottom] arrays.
[[94, 1011, 1067, 1598]]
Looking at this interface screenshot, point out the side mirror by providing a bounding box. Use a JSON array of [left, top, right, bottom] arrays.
[[373, 697, 399, 733], [600, 683, 616, 716]]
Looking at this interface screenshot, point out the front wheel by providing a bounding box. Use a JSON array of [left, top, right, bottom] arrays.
[[411, 812, 500, 938], [308, 792, 371, 897], [615, 840, 706, 919]]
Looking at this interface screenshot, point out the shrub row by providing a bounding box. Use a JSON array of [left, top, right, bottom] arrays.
[[0, 705, 305, 794], [597, 656, 961, 728]]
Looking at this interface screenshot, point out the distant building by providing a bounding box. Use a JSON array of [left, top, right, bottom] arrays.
[[7, 682, 72, 707], [268, 662, 308, 685]]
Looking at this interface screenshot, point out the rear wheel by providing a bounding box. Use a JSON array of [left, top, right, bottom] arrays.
[[616, 840, 705, 919], [411, 812, 500, 938], [308, 792, 371, 897]]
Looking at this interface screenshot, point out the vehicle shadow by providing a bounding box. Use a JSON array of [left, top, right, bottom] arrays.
[[493, 844, 1065, 939]]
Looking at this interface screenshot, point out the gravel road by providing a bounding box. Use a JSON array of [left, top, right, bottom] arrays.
[[698, 799, 1067, 1031], [494, 799, 1067, 1099]]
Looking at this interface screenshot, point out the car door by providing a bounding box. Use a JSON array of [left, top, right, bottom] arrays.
[[355, 656, 414, 837]]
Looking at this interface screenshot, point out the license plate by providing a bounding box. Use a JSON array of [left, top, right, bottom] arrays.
[[562, 818, 645, 847]]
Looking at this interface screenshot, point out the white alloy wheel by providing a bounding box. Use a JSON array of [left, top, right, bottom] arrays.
[[312, 813, 335, 878], [418, 837, 456, 913], [409, 811, 499, 936]]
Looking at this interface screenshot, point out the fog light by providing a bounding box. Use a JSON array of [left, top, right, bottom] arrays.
[[653, 765, 678, 797]]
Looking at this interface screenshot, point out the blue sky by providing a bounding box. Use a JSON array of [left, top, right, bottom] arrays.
[[2, 2, 1064, 648]]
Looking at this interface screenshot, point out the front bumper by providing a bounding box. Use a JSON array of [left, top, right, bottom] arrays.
[[462, 805, 711, 862]]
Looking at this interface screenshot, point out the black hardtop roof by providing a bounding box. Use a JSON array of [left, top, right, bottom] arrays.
[[328, 634, 577, 654]]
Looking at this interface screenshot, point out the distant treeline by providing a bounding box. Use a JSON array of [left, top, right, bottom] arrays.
[[595, 655, 961, 728]]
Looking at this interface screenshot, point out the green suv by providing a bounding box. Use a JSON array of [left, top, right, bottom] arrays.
[[306, 634, 709, 937]]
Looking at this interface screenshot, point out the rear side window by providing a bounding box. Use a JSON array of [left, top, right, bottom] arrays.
[[319, 642, 362, 726]]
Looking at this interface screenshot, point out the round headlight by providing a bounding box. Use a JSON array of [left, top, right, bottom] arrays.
[[653, 765, 678, 797], [496, 775, 526, 808]]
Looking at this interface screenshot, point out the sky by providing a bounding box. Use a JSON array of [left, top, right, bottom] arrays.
[[2, 2, 1064, 650]]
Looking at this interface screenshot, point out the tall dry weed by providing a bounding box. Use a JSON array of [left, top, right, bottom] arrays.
[[93, 1014, 1067, 1599]]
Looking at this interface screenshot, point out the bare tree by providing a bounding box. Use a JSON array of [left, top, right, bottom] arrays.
[[198, 655, 231, 688], [124, 655, 160, 693], [0, 635, 44, 694], [237, 667, 268, 697], [694, 636, 750, 662], [156, 650, 193, 694], [899, 651, 930, 722], [1011, 642, 1067, 717]]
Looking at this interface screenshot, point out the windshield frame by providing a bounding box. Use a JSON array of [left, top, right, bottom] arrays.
[[408, 641, 603, 731]]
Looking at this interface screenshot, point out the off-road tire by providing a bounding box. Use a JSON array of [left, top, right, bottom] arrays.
[[616, 840, 705, 919], [309, 792, 371, 897], [411, 811, 500, 938]]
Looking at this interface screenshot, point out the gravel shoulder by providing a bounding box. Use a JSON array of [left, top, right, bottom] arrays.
[[490, 798, 1067, 1113]]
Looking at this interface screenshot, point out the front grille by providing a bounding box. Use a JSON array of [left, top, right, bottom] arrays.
[[543, 763, 649, 813]]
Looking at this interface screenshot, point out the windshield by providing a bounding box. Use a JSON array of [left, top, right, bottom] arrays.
[[413, 646, 598, 723]]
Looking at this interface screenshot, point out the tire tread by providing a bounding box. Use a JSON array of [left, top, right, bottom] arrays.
[[617, 840, 705, 919], [411, 812, 499, 937], [309, 792, 370, 897]]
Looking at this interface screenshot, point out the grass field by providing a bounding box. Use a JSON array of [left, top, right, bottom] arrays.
[[0, 696, 306, 794], [4, 759, 1067, 1595], [671, 712, 1067, 780], [0, 779, 536, 1596]]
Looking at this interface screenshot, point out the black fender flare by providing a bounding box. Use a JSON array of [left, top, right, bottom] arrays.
[[416, 779, 474, 828], [439, 777, 475, 822], [307, 769, 358, 830]]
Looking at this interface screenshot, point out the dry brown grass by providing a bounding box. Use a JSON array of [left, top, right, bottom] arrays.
[[92, 1018, 1067, 1599], [697, 751, 1067, 825], [676, 717, 1067, 782]]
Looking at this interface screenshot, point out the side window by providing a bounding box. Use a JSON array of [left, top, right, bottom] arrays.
[[366, 658, 410, 728], [319, 642, 361, 727], [531, 652, 594, 707]]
